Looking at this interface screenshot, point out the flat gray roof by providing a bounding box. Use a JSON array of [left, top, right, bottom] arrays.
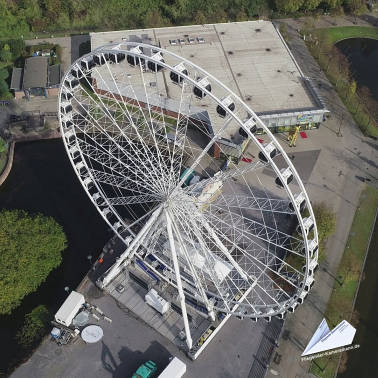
[[10, 68, 23, 91], [23, 56, 48, 89], [48, 64, 61, 86], [90, 21, 321, 115]]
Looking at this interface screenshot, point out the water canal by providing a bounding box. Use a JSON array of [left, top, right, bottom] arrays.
[[0, 139, 110, 375], [336, 36, 378, 377]]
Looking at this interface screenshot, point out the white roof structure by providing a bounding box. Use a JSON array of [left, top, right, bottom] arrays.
[[55, 291, 85, 327], [302, 319, 356, 356]]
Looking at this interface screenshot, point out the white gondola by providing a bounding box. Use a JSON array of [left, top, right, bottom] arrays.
[[289, 192, 306, 211], [109, 52, 125, 63], [216, 96, 235, 117], [69, 145, 80, 159], [81, 56, 96, 71], [64, 74, 79, 90], [92, 192, 104, 205], [60, 100, 73, 114], [147, 52, 165, 72], [70, 64, 83, 79], [275, 167, 293, 187], [258, 141, 277, 162], [127, 46, 144, 66], [75, 161, 87, 175], [170, 62, 188, 84], [83, 177, 94, 190], [193, 77, 211, 98]]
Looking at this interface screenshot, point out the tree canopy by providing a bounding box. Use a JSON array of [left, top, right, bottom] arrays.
[[16, 305, 51, 348], [0, 0, 367, 39], [0, 210, 67, 314]]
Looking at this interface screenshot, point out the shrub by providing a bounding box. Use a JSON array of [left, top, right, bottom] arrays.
[[313, 202, 337, 248], [16, 305, 50, 348]]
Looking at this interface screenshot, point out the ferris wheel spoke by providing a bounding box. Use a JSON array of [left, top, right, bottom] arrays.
[[205, 194, 294, 214], [173, 203, 288, 311], [204, 208, 304, 257], [171, 204, 237, 312], [181, 202, 302, 294], [79, 77, 170, 194], [77, 139, 160, 195], [107, 194, 161, 206]]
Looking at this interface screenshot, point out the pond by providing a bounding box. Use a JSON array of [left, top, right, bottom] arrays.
[[336, 38, 378, 101], [0, 139, 110, 375]]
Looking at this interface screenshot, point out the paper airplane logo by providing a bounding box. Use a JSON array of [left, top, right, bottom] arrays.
[[302, 318, 356, 356]]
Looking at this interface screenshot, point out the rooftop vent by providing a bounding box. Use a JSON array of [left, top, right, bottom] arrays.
[[228, 51, 233, 55], [266, 48, 271, 52], [289, 93, 294, 97], [255, 28, 261, 32], [237, 73, 242, 77], [220, 31, 225, 35]]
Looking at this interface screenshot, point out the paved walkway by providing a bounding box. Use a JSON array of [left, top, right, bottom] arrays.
[[266, 16, 378, 378]]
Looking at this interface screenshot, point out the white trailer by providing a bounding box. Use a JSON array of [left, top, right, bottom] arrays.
[[55, 291, 85, 327], [158, 357, 186, 378]]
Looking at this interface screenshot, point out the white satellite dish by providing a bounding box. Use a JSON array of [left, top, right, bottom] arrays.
[[81, 325, 104, 343]]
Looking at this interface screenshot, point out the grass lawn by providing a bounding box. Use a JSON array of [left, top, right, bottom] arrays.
[[315, 26, 378, 44], [309, 185, 378, 377], [0, 151, 7, 173]]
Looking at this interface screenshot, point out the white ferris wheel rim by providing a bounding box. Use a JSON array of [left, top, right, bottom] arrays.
[[58, 42, 318, 319]]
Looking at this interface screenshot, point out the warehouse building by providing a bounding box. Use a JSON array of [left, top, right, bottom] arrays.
[[90, 20, 327, 134]]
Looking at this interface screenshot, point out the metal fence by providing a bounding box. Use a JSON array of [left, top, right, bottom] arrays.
[[248, 318, 285, 378]]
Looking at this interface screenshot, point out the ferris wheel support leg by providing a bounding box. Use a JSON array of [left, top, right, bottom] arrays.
[[99, 205, 164, 288], [166, 209, 193, 350], [202, 220, 252, 283], [169, 213, 216, 322]]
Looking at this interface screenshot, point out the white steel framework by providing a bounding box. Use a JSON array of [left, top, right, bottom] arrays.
[[59, 42, 319, 349]]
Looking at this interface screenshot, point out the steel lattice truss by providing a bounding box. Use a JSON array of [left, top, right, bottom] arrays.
[[59, 42, 319, 340]]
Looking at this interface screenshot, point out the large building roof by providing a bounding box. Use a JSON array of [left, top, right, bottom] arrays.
[[90, 21, 324, 116], [23, 56, 49, 89]]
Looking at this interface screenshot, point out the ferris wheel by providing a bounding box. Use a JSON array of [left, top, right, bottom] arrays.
[[59, 42, 318, 349]]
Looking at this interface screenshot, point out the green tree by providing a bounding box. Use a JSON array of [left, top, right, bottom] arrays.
[[0, 137, 6, 154], [16, 305, 51, 348], [194, 10, 207, 25], [275, 0, 304, 13], [322, 0, 343, 10], [0, 210, 67, 314], [343, 0, 365, 14], [348, 80, 357, 98], [0, 0, 30, 38], [301, 0, 321, 11]]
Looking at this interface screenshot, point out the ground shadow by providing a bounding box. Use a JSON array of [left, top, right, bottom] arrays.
[[101, 340, 172, 378]]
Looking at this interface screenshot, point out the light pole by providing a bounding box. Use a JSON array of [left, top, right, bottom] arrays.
[[321, 266, 343, 286], [87, 254, 93, 264], [64, 286, 70, 293]]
